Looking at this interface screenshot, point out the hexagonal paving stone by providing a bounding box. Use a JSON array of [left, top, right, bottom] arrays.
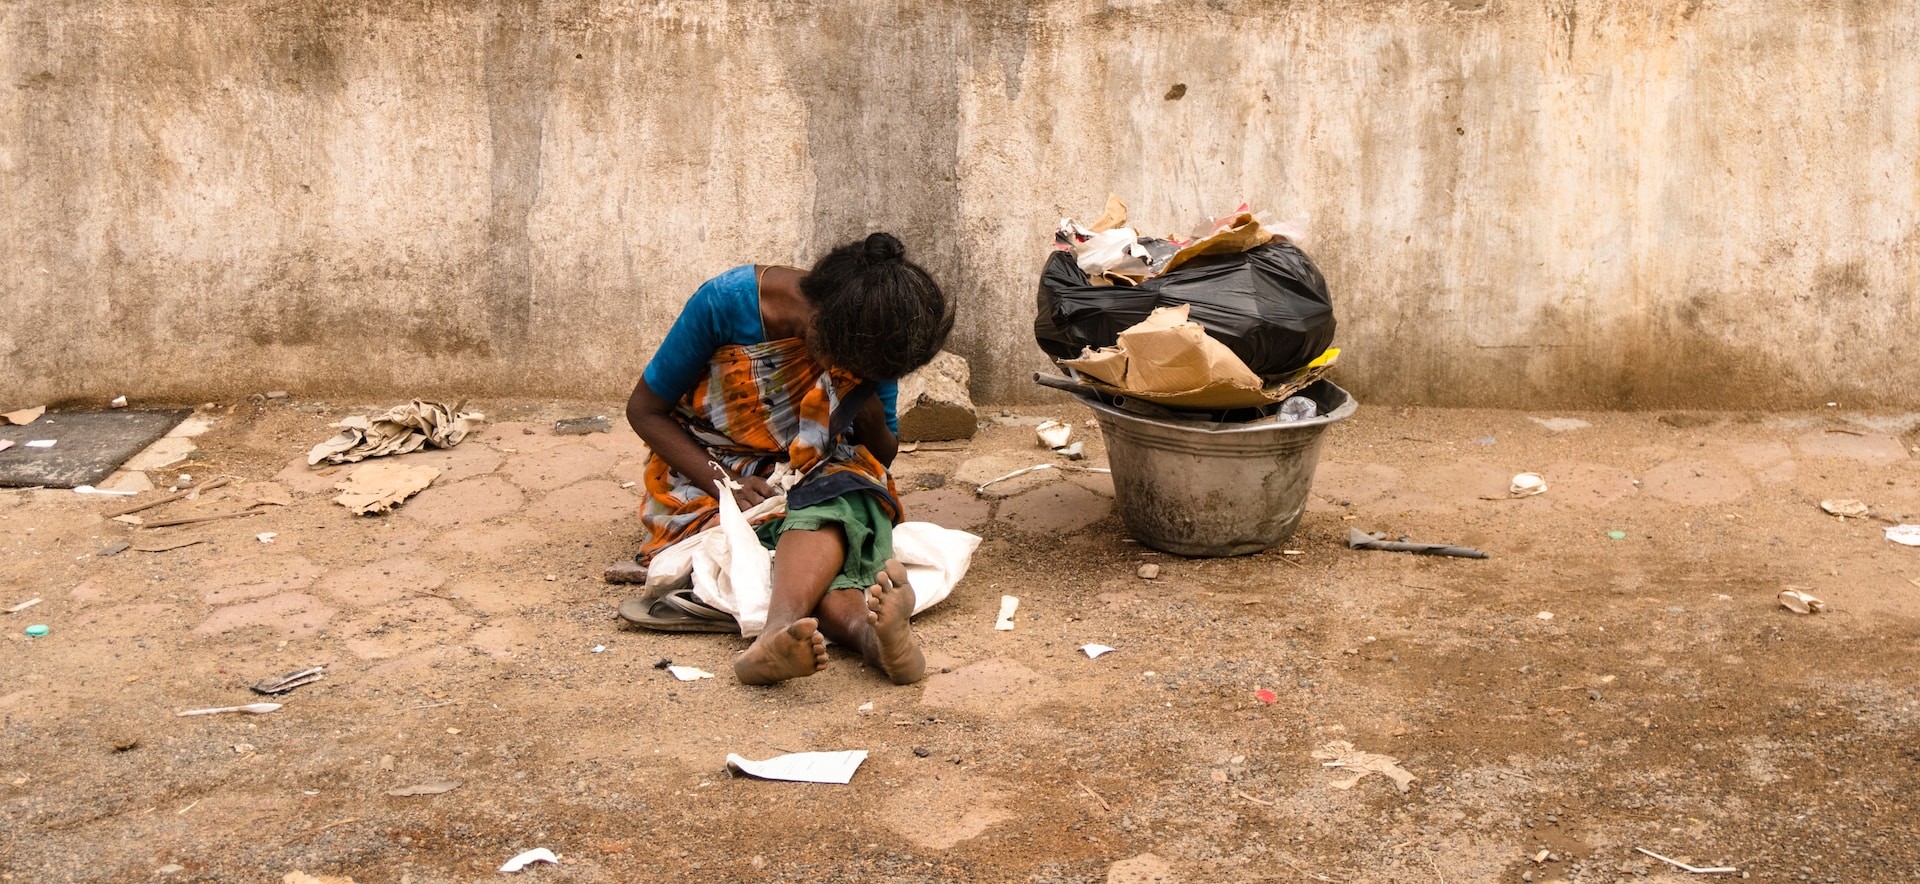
[[398, 476, 525, 527], [193, 592, 337, 639], [315, 556, 449, 608], [901, 488, 990, 531], [997, 482, 1111, 534], [505, 445, 618, 491], [1641, 459, 1752, 506], [524, 480, 640, 524], [1795, 431, 1910, 466]]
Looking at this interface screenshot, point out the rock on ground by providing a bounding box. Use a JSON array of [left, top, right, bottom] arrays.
[[897, 350, 977, 441]]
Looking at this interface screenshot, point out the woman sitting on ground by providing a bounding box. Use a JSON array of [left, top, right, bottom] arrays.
[[619, 232, 952, 685]]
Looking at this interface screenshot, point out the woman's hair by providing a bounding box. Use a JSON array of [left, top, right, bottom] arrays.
[[799, 232, 953, 381]]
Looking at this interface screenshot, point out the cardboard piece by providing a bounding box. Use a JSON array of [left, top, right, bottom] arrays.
[[1159, 210, 1276, 276], [3, 406, 45, 426], [1063, 306, 1279, 410], [333, 462, 440, 515]]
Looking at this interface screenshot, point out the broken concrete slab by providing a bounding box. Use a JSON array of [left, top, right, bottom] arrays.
[[122, 436, 198, 472], [0, 409, 193, 487], [897, 350, 977, 442]]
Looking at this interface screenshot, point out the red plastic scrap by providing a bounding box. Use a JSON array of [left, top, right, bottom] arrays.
[[1254, 689, 1278, 705]]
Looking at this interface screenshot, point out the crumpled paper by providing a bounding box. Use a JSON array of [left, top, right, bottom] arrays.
[[1312, 740, 1417, 793], [307, 400, 485, 466], [332, 462, 440, 515]]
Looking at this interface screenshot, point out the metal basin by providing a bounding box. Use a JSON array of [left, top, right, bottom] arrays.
[[1082, 380, 1356, 556]]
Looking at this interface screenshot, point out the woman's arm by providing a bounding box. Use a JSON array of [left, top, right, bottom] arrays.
[[850, 393, 899, 467], [626, 379, 778, 506]]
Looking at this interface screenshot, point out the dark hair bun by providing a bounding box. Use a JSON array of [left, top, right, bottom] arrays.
[[863, 232, 905, 262]]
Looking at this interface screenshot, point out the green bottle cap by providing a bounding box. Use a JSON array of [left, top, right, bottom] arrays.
[[24, 624, 49, 637]]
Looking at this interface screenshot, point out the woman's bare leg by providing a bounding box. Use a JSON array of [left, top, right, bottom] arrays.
[[733, 526, 843, 685], [814, 560, 924, 684]]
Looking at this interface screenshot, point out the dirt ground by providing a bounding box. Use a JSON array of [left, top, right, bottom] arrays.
[[2, 395, 1919, 883]]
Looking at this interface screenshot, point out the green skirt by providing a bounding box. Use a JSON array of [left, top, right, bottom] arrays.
[[754, 491, 894, 591]]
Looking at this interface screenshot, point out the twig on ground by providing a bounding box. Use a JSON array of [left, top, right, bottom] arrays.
[[1634, 847, 1740, 874], [1273, 851, 1333, 882], [105, 477, 231, 518], [1232, 788, 1273, 806], [400, 699, 461, 711], [139, 507, 264, 529], [1075, 780, 1112, 812]]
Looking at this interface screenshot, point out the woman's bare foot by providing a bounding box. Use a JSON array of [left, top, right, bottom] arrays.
[[735, 618, 829, 685], [865, 561, 926, 685]]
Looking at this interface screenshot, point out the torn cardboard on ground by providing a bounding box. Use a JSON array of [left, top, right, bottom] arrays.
[[1063, 305, 1336, 410], [332, 462, 440, 515], [307, 400, 484, 466]]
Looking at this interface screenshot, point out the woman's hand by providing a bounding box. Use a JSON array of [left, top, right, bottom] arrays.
[[726, 473, 779, 508], [628, 378, 740, 501], [850, 392, 899, 466]]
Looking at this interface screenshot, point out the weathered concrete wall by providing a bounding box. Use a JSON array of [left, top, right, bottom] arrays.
[[4, 1, 1917, 409]]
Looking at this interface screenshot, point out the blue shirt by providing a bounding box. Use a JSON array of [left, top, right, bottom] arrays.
[[643, 265, 900, 432]]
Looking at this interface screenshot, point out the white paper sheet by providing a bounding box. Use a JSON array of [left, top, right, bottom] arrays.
[[666, 665, 714, 681], [995, 595, 1020, 631], [499, 848, 559, 872], [725, 750, 868, 785]]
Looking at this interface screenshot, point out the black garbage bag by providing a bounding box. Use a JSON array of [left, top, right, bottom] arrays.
[[1034, 240, 1336, 377]]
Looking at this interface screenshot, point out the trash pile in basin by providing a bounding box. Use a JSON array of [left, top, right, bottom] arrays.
[[1034, 196, 1340, 422]]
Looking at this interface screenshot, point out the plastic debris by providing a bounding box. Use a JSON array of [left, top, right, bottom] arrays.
[[499, 848, 560, 873], [553, 415, 611, 436], [25, 624, 49, 637], [25, 440, 56, 449], [1312, 740, 1417, 793], [110, 396, 128, 408], [994, 595, 1019, 631], [1885, 525, 1920, 547], [1536, 611, 1555, 621], [1509, 473, 1547, 497], [666, 665, 714, 681], [1082, 644, 1116, 659], [1057, 441, 1086, 460], [1277, 396, 1317, 421], [7, 598, 43, 614], [251, 666, 325, 695], [1778, 589, 1827, 614], [1607, 530, 1628, 541], [256, 532, 277, 544], [726, 750, 868, 784], [386, 780, 462, 797], [73, 485, 138, 496], [175, 703, 283, 717], [1348, 528, 1488, 559], [590, 644, 606, 654], [1036, 420, 1072, 449], [1820, 499, 1871, 518], [1253, 689, 1278, 704]]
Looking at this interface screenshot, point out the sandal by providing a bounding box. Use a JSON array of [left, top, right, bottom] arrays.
[[617, 589, 739, 634]]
